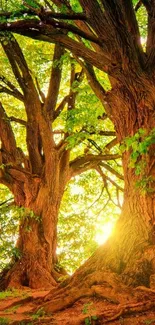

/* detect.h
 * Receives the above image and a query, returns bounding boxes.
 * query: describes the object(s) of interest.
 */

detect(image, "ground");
[1,284,155,324]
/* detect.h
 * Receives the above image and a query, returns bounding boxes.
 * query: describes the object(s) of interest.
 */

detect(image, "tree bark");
[3,176,64,289]
[38,84,155,313]
[81,82,155,286]
[38,151,155,314]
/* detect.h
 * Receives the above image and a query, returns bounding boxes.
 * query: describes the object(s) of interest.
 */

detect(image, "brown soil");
[1,286,155,324]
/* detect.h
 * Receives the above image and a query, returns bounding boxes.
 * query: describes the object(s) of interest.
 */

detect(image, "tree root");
[38,271,129,313]
[100,299,155,322]
[135,285,155,293]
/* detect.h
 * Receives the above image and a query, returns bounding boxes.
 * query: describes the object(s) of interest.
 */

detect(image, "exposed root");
[38,271,124,313]
[1,282,155,325]
[135,285,155,293]
[32,268,155,324]
[99,299,155,322]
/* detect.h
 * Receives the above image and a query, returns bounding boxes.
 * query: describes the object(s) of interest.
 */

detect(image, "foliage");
[0,289,27,299]
[0,318,9,325]
[0,169,122,274]
[5,304,21,313]
[82,302,98,325]
[58,169,122,273]
[0,185,18,271]
[0,185,41,272]
[143,320,155,325]
[120,128,155,191]
[32,307,46,320]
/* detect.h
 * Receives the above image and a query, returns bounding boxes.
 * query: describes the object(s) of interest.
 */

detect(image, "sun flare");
[95,221,114,245]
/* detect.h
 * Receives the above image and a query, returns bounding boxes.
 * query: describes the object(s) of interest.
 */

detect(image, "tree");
[0,13,120,288]
[0,0,155,314]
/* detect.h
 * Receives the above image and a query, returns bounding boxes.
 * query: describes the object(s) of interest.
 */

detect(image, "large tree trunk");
[2,163,68,289]
[38,152,155,313]
[38,86,155,312]
[78,80,155,287]
[6,203,58,289]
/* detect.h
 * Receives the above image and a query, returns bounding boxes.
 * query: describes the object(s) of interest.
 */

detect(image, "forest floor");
[0,286,155,324]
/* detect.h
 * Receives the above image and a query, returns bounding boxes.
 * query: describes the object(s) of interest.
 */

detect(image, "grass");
[0,317,10,325]
[143,319,155,325]
[5,304,22,313]
[0,289,29,300]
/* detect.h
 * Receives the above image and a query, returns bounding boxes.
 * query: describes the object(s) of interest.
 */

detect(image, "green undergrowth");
[0,289,29,300]
[0,318,10,325]
[143,319,155,325]
[82,302,98,325]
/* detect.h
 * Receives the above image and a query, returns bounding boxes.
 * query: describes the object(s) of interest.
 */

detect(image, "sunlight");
[95,221,114,245]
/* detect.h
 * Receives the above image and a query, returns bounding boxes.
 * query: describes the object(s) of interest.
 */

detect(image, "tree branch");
[0,197,14,207]
[70,153,121,177]
[104,138,118,150]
[43,44,64,120]
[144,1,155,70]
[0,20,111,71]
[75,59,107,106]
[83,130,116,137]
[0,86,24,101]
[0,75,24,101]
[0,9,87,21]
[54,95,69,119]
[120,0,144,64]
[79,0,109,43]
[100,0,142,70]
[0,102,17,157]
[35,77,45,103]
[9,116,27,126]
[99,161,124,180]
[96,165,124,192]
[1,36,25,91]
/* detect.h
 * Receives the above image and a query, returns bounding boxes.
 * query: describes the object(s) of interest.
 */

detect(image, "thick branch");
[75,59,107,106]
[83,130,116,137]
[0,102,17,160]
[0,9,87,21]
[104,138,118,150]
[44,44,64,120]
[120,0,144,64]
[39,16,100,45]
[100,0,142,70]
[1,36,25,91]
[70,153,121,177]
[0,20,111,71]
[79,0,109,43]
[145,2,155,70]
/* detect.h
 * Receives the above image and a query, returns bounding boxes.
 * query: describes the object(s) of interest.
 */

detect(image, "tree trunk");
[71,82,155,288]
[39,87,155,312]
[39,149,155,313]
[3,170,67,289]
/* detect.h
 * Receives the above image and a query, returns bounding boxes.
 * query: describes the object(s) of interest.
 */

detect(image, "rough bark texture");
[1,0,155,310]
[0,30,119,289]
[38,84,155,312]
